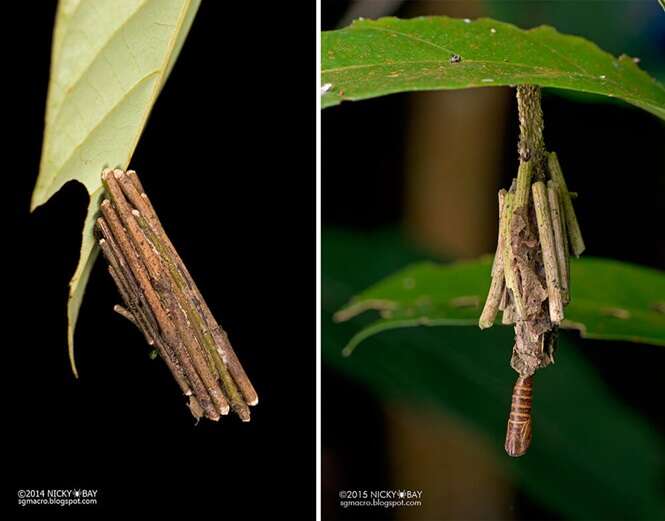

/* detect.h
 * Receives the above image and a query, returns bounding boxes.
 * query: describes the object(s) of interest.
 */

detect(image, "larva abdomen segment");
[505,375,533,457]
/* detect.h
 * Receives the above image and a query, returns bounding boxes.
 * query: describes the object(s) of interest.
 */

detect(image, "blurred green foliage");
[323,229,665,520]
[336,257,665,354]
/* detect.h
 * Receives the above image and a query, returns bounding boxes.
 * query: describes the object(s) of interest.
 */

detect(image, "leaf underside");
[33,0,201,376]
[322,16,665,121]
[336,257,665,355]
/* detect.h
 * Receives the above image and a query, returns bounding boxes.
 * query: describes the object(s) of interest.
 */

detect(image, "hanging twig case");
[95,169,258,422]
[479,86,585,457]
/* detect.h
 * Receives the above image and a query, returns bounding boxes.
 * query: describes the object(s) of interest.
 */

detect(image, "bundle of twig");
[94,168,258,422]
[478,86,584,457]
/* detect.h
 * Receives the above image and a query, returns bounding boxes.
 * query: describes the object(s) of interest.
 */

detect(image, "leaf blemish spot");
[601,307,631,319]
[416,296,432,307]
[464,18,471,23]
[450,296,481,308]
[321,83,333,95]
[491,28,496,34]
[650,301,665,315]
[403,277,416,289]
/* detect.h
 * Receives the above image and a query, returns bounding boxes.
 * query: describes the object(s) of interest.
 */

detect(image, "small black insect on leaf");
[449,54,462,64]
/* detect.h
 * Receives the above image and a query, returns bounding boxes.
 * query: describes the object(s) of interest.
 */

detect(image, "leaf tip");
[29,188,46,213]
[67,326,80,379]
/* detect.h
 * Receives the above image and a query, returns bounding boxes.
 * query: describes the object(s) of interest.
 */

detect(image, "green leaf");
[32,0,201,377]
[321,16,665,120]
[336,257,665,355]
[323,229,665,519]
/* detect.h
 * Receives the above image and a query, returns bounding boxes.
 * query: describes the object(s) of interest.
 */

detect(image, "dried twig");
[501,192,526,319]
[532,182,564,323]
[547,152,585,256]
[547,181,570,305]
[480,191,507,329]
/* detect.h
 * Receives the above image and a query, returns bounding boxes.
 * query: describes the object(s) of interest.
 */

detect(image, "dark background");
[6,2,315,516]
[322,1,665,520]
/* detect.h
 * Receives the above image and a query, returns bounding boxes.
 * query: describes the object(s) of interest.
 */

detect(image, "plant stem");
[516,85,545,177]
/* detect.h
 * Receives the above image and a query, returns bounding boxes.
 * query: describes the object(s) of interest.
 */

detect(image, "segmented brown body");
[505,375,533,457]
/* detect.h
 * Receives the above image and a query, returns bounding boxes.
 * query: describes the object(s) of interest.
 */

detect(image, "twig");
[113,304,138,326]
[500,193,525,319]
[480,190,507,329]
[547,181,569,305]
[532,182,564,323]
[514,161,533,209]
[547,152,585,256]
[490,189,506,278]
[559,193,571,303]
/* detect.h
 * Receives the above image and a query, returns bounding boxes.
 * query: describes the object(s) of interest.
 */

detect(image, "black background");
[6,2,315,516]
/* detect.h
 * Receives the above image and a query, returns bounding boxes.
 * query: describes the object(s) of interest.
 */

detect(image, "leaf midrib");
[323,59,648,103]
